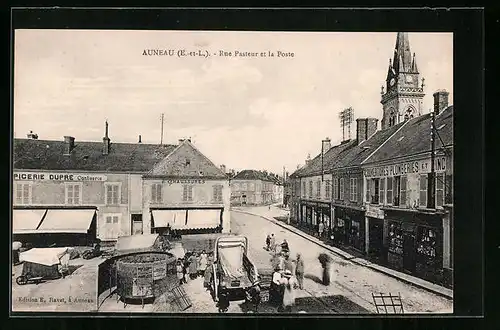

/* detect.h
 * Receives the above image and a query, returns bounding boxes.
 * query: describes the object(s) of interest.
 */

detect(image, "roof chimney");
[220,164,227,174]
[305,153,311,165]
[64,136,75,155]
[433,89,449,115]
[138,135,142,143]
[356,118,379,144]
[322,138,331,154]
[103,121,110,155]
[27,130,38,139]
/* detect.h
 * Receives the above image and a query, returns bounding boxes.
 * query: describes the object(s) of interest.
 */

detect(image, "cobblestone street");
[231,205,453,314]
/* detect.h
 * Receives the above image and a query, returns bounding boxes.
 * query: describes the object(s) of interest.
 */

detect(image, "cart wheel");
[16,275,27,285]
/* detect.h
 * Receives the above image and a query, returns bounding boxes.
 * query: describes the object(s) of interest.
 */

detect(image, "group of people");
[269,251,305,313]
[266,234,290,255]
[176,250,213,285]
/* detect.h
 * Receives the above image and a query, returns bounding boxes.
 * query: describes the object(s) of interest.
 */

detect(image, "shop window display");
[416,226,440,281]
[387,222,404,269]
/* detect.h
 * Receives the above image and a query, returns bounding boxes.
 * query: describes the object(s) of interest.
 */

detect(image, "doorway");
[131,214,143,235]
[403,233,416,273]
[368,220,384,262]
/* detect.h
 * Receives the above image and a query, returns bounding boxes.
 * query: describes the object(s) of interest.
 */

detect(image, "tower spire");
[392,32,413,73]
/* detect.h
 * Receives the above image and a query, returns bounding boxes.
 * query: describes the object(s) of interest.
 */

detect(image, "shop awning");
[151,210,187,229]
[186,209,221,229]
[12,209,47,234]
[37,209,96,234]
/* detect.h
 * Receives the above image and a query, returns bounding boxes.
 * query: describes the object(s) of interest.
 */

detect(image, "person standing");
[295,253,305,290]
[188,253,198,280]
[176,259,186,285]
[270,234,276,253]
[198,250,208,277]
[281,239,289,254]
[318,221,325,239]
[280,270,298,313]
[266,234,271,251]
[270,265,283,306]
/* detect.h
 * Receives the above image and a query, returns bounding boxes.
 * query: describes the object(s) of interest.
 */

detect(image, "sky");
[13,30,453,175]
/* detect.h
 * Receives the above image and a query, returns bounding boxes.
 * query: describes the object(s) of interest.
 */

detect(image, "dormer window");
[185,158,191,166]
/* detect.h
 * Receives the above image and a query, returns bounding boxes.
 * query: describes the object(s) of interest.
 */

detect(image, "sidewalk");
[232,206,453,300]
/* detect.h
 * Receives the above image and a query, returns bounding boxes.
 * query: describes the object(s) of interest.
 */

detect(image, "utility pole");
[160,113,164,145]
[321,140,325,181]
[427,110,436,209]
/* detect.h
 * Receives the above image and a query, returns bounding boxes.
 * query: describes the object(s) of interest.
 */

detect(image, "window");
[400,176,407,207]
[183,185,193,202]
[325,180,331,199]
[379,178,385,205]
[386,177,393,205]
[333,178,339,200]
[151,183,162,203]
[65,183,81,205]
[317,179,321,198]
[15,183,32,205]
[213,185,223,203]
[309,181,313,197]
[302,182,306,197]
[339,178,344,200]
[370,178,380,204]
[105,215,119,224]
[419,175,428,207]
[242,182,247,191]
[365,179,370,203]
[393,176,401,206]
[233,183,239,192]
[436,173,445,208]
[445,174,453,205]
[350,178,357,202]
[249,183,255,191]
[106,183,121,205]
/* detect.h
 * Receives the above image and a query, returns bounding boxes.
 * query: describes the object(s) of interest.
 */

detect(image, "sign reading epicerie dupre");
[364,157,447,178]
[14,172,107,182]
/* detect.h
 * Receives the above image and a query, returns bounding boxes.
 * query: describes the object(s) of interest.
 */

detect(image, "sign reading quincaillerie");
[364,157,447,178]
[14,172,107,182]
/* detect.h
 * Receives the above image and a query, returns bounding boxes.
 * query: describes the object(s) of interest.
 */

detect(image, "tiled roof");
[331,121,406,170]
[298,140,358,176]
[233,169,280,183]
[13,138,176,172]
[363,106,453,164]
[145,140,228,179]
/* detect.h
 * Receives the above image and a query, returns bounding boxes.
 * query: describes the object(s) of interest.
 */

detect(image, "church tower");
[381,32,425,129]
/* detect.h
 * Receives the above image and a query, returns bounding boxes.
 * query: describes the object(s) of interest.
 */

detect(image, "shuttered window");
[419,175,428,207]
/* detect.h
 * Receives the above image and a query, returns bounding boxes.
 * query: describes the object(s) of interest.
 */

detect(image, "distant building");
[231,170,282,206]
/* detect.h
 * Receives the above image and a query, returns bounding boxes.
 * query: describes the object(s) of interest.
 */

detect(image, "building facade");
[362,97,453,284]
[12,125,230,243]
[230,170,282,206]
[288,32,453,287]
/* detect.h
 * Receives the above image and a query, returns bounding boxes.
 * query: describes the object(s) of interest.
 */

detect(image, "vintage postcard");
[12,28,454,314]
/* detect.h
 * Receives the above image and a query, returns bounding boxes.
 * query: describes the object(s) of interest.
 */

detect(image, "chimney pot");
[356,118,379,144]
[433,89,449,115]
[64,136,75,155]
[322,138,331,154]
[102,121,110,155]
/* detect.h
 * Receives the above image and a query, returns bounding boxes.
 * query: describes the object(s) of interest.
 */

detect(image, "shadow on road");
[304,273,324,285]
[65,264,84,276]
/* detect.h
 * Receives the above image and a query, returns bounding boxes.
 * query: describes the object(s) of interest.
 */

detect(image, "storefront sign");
[364,157,447,178]
[13,171,107,182]
[365,205,385,219]
[166,179,206,185]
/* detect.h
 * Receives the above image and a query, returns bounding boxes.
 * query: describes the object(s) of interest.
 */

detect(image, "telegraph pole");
[160,113,164,145]
[427,110,436,209]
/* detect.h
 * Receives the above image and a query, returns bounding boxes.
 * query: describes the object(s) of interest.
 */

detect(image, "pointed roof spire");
[411,52,419,73]
[392,32,413,73]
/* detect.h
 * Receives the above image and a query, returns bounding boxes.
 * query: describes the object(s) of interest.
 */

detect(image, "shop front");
[384,208,444,282]
[333,206,365,252]
[365,204,385,263]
